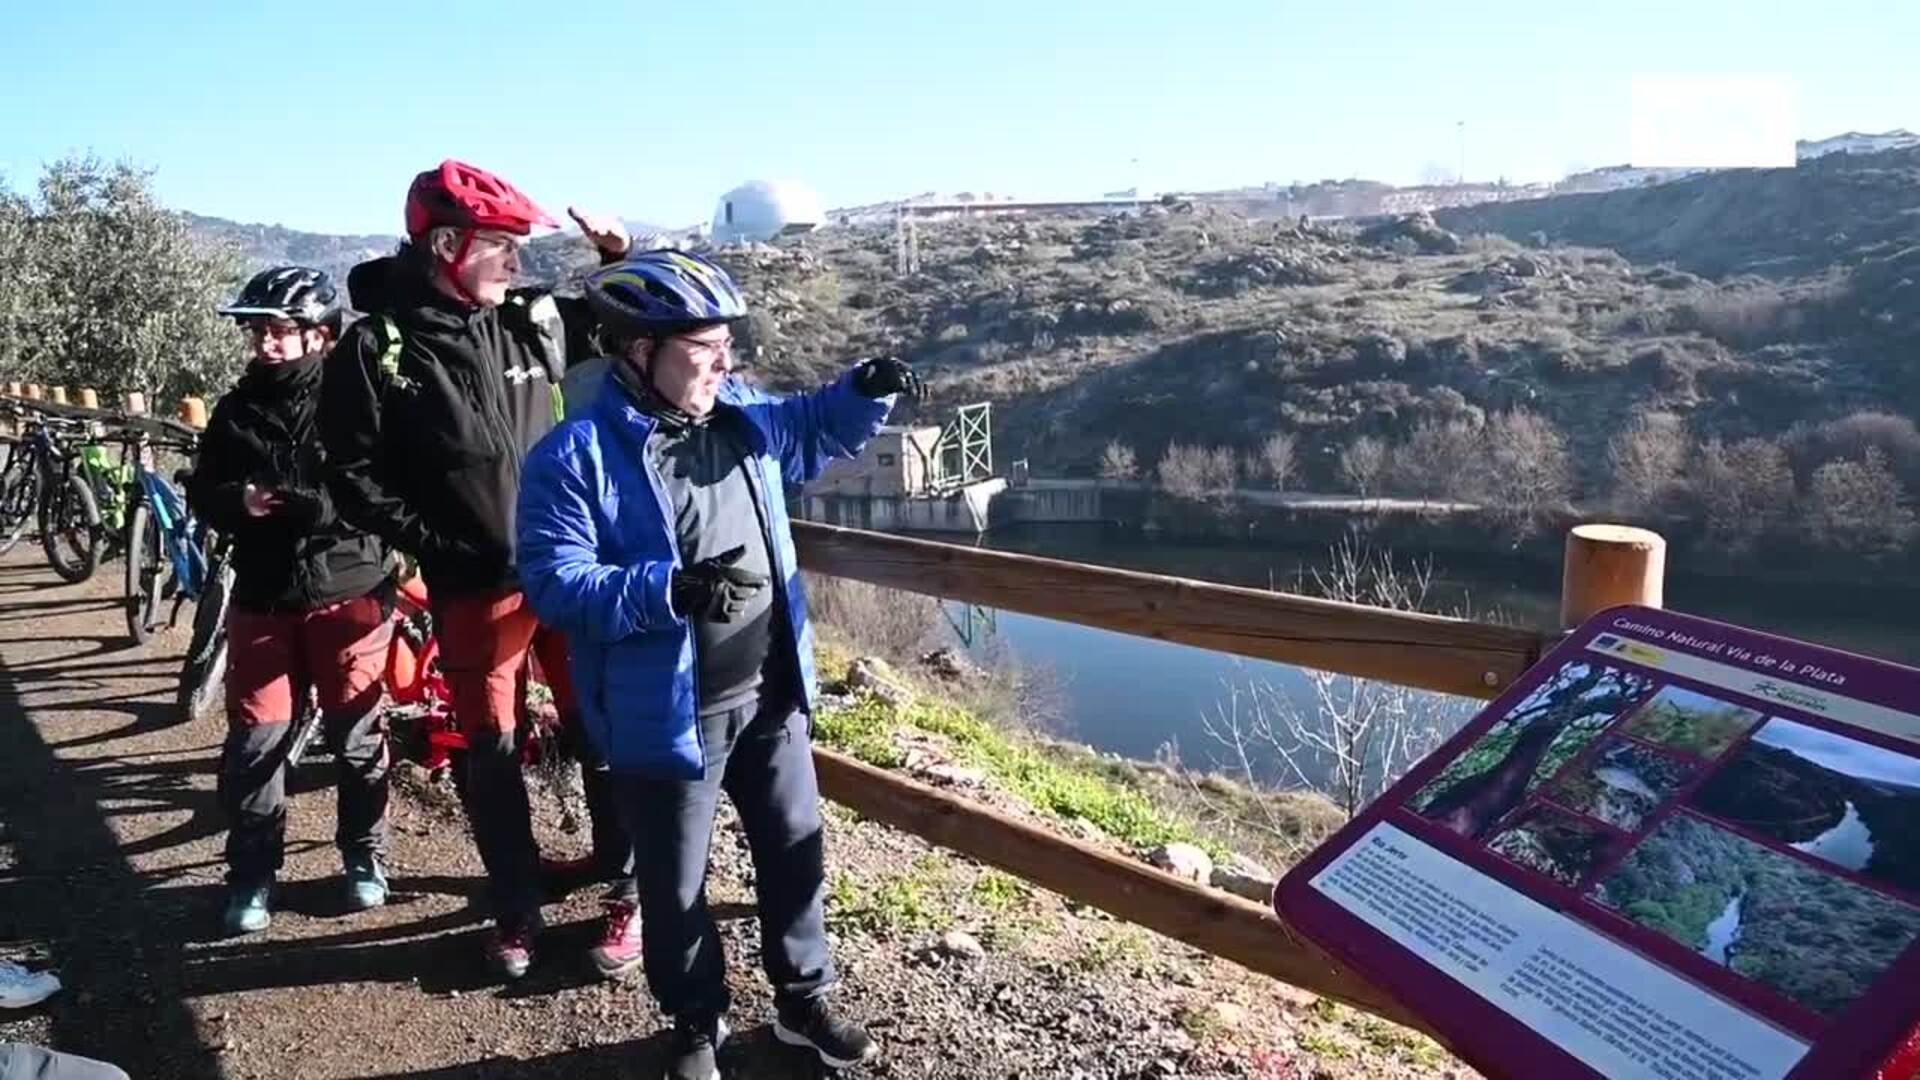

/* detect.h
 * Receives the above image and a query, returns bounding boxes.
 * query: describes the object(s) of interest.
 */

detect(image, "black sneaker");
[664,1013,728,1080]
[773,996,878,1069]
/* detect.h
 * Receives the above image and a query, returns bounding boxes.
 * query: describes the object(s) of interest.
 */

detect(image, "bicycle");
[5,404,109,583]
[120,415,214,644]
[176,531,234,723]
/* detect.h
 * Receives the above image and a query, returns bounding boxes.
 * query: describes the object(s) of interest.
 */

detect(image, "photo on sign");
[1692,717,1920,895]
[1546,738,1700,831]
[1409,659,1654,839]
[1485,802,1625,887]
[1619,685,1763,760]
[1591,812,1920,1017]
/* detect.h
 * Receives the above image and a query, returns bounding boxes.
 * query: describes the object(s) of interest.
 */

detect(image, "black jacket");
[320,254,602,600]
[187,356,388,613]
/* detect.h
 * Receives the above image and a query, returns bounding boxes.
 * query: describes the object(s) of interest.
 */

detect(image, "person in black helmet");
[186,266,394,936]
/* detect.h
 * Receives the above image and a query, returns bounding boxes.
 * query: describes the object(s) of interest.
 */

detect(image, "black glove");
[670,545,769,623]
[853,357,926,402]
[272,486,327,525]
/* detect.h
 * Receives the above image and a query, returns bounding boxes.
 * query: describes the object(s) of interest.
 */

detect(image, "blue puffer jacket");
[515,365,893,777]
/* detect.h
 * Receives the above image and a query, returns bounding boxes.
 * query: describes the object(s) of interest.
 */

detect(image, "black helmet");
[219,266,343,331]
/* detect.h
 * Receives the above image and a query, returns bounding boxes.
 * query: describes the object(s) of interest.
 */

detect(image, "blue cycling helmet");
[586,250,748,340]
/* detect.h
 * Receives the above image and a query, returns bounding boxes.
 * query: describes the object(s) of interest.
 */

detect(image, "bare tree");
[1389,419,1484,501]
[1097,439,1138,484]
[1691,436,1795,553]
[1201,446,1238,491]
[1607,410,1689,516]
[1482,408,1571,538]
[1157,443,1209,499]
[1338,436,1388,497]
[1806,448,1915,555]
[1255,431,1296,491]
[1192,540,1474,833]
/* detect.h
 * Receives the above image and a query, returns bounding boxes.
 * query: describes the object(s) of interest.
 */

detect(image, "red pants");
[433,587,578,737]
[227,595,392,724]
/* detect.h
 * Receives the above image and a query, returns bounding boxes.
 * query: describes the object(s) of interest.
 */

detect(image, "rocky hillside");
[184,149,1920,499]
[681,187,1915,494]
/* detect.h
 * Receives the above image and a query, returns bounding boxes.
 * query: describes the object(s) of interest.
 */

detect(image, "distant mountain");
[182,212,678,284]
[182,212,397,281]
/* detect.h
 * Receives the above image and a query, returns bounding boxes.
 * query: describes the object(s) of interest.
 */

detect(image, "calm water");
[936,524,1920,787]
[1792,801,1875,871]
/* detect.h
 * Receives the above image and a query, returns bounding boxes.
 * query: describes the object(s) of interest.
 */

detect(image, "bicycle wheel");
[124,503,170,644]
[39,471,101,583]
[0,464,39,557]
[176,557,232,724]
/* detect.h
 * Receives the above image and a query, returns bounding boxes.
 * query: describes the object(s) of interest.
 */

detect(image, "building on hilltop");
[712,179,826,244]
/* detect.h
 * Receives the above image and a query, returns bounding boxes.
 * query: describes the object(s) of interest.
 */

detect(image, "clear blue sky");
[3,0,1915,235]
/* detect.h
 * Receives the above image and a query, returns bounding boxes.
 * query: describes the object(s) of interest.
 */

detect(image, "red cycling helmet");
[404,159,557,239]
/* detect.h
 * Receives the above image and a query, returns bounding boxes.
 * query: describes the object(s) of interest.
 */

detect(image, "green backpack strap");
[376,315,403,384]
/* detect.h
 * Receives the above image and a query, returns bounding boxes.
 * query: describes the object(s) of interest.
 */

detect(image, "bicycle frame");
[134,465,210,601]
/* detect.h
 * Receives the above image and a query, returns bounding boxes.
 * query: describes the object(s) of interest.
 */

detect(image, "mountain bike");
[8,407,108,582]
[121,415,213,644]
[176,531,234,723]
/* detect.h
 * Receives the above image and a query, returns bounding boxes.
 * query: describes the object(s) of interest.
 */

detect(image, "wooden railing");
[790,520,1664,1044]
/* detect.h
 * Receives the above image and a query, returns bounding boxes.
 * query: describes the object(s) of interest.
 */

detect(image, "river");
[1793,800,1875,870]
[1704,891,1745,965]
[936,524,1920,791]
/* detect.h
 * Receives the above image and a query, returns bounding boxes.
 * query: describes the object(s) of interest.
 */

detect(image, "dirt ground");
[0,548,1463,1079]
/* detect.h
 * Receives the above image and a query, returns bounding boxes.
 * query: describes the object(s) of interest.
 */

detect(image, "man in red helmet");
[321,160,639,981]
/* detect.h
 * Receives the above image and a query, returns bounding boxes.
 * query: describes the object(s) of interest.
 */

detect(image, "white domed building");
[711,179,826,244]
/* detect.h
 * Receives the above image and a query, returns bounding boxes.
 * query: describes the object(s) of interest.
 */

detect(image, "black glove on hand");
[853,357,926,402]
[670,545,770,623]
[272,486,327,525]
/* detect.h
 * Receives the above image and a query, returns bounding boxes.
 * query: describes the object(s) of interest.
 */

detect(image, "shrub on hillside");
[1690,437,1796,554]
[1805,449,1915,556]
[1784,411,1920,491]
[1607,410,1691,516]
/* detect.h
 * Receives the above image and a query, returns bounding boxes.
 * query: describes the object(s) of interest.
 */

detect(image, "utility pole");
[1457,120,1467,185]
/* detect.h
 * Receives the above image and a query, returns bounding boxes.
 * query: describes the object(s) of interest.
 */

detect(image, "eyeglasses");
[674,332,735,367]
[243,319,305,340]
[466,231,529,256]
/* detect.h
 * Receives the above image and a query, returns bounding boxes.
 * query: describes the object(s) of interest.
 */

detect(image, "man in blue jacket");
[515,250,922,1080]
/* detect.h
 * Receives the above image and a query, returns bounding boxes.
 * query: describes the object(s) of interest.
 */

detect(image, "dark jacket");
[320,254,602,600]
[187,356,388,613]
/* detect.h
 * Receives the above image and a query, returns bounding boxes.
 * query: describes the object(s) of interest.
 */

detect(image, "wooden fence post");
[23,385,43,401]
[4,382,19,398]
[78,388,100,410]
[178,397,209,430]
[1561,524,1666,630]
[124,392,147,415]
[48,386,68,406]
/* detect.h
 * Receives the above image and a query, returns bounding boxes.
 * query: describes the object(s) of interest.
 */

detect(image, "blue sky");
[2,1,1916,234]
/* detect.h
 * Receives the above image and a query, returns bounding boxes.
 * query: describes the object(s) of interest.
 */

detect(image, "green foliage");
[812,691,907,768]
[1620,688,1761,759]
[0,156,248,401]
[1595,814,1920,1016]
[971,869,1034,911]
[826,859,947,937]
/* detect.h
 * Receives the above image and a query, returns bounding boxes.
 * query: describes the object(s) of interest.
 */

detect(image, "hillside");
[182,151,1920,515]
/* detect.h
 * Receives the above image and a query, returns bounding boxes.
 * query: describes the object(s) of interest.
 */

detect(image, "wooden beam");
[812,747,1439,1037]
[792,522,1546,699]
